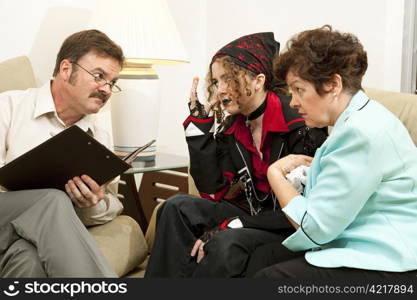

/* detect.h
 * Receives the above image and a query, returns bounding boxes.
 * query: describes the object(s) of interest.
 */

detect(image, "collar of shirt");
[224,91,290,194]
[33,81,96,135]
[333,90,369,131]
[225,91,289,151]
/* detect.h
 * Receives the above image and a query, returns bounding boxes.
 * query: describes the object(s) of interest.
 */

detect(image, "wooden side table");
[117,153,189,232]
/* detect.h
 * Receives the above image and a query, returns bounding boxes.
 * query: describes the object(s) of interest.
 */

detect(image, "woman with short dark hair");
[250,25,417,278]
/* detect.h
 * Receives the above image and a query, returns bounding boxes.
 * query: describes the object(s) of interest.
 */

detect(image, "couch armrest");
[88,215,148,277]
[188,168,199,196]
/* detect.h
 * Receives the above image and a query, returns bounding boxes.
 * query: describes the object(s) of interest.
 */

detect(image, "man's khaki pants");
[0,189,116,277]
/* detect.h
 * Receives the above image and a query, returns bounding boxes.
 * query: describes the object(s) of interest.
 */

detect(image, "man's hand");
[191,239,206,263]
[65,175,107,208]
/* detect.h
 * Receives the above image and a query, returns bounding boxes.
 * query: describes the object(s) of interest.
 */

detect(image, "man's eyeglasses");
[71,62,121,93]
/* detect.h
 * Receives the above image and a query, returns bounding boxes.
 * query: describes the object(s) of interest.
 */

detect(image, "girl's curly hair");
[207,56,287,132]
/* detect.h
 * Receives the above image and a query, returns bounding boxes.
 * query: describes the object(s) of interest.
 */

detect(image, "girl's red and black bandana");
[211,32,280,89]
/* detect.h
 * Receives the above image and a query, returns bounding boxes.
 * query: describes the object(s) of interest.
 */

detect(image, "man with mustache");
[0,30,124,277]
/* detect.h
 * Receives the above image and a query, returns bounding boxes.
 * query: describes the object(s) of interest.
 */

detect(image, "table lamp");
[88,0,188,160]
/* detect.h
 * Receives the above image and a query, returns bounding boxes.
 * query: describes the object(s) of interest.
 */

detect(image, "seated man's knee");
[39,189,70,201]
[1,239,46,278]
[37,189,73,210]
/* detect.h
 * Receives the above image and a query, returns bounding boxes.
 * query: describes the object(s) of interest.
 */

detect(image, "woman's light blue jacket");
[282,90,417,271]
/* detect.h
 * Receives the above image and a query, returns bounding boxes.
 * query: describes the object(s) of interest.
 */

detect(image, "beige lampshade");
[88,0,189,77]
[88,0,189,155]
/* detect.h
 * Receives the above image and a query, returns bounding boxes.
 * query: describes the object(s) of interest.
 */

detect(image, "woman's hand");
[190,239,206,263]
[267,155,313,228]
[188,77,217,118]
[268,154,313,177]
[189,77,199,104]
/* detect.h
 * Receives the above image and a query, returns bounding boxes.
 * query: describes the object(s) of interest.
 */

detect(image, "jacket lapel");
[229,139,253,176]
[269,133,285,164]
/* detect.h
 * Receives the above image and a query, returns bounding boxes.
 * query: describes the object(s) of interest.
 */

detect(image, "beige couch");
[365,88,417,144]
[0,56,148,277]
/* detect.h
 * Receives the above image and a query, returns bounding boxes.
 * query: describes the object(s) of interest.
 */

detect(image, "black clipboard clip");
[123,139,156,165]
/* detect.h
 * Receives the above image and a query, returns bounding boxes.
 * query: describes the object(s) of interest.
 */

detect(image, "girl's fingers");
[190,77,199,102]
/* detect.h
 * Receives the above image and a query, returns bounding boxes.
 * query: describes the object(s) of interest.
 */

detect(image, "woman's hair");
[207,56,257,100]
[274,25,368,95]
[206,56,256,125]
[53,29,124,76]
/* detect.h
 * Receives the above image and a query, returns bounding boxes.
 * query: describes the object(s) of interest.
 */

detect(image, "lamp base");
[111,78,160,162]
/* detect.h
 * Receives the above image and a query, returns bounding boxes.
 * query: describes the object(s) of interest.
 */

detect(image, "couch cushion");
[365,88,417,146]
[88,215,148,277]
[0,56,37,92]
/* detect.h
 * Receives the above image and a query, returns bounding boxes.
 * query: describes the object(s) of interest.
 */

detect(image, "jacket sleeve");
[282,126,382,251]
[0,93,11,169]
[279,94,328,157]
[287,125,328,156]
[184,115,234,200]
[74,178,123,226]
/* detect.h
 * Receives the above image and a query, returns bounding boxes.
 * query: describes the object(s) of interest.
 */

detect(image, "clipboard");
[123,139,156,164]
[0,125,133,191]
